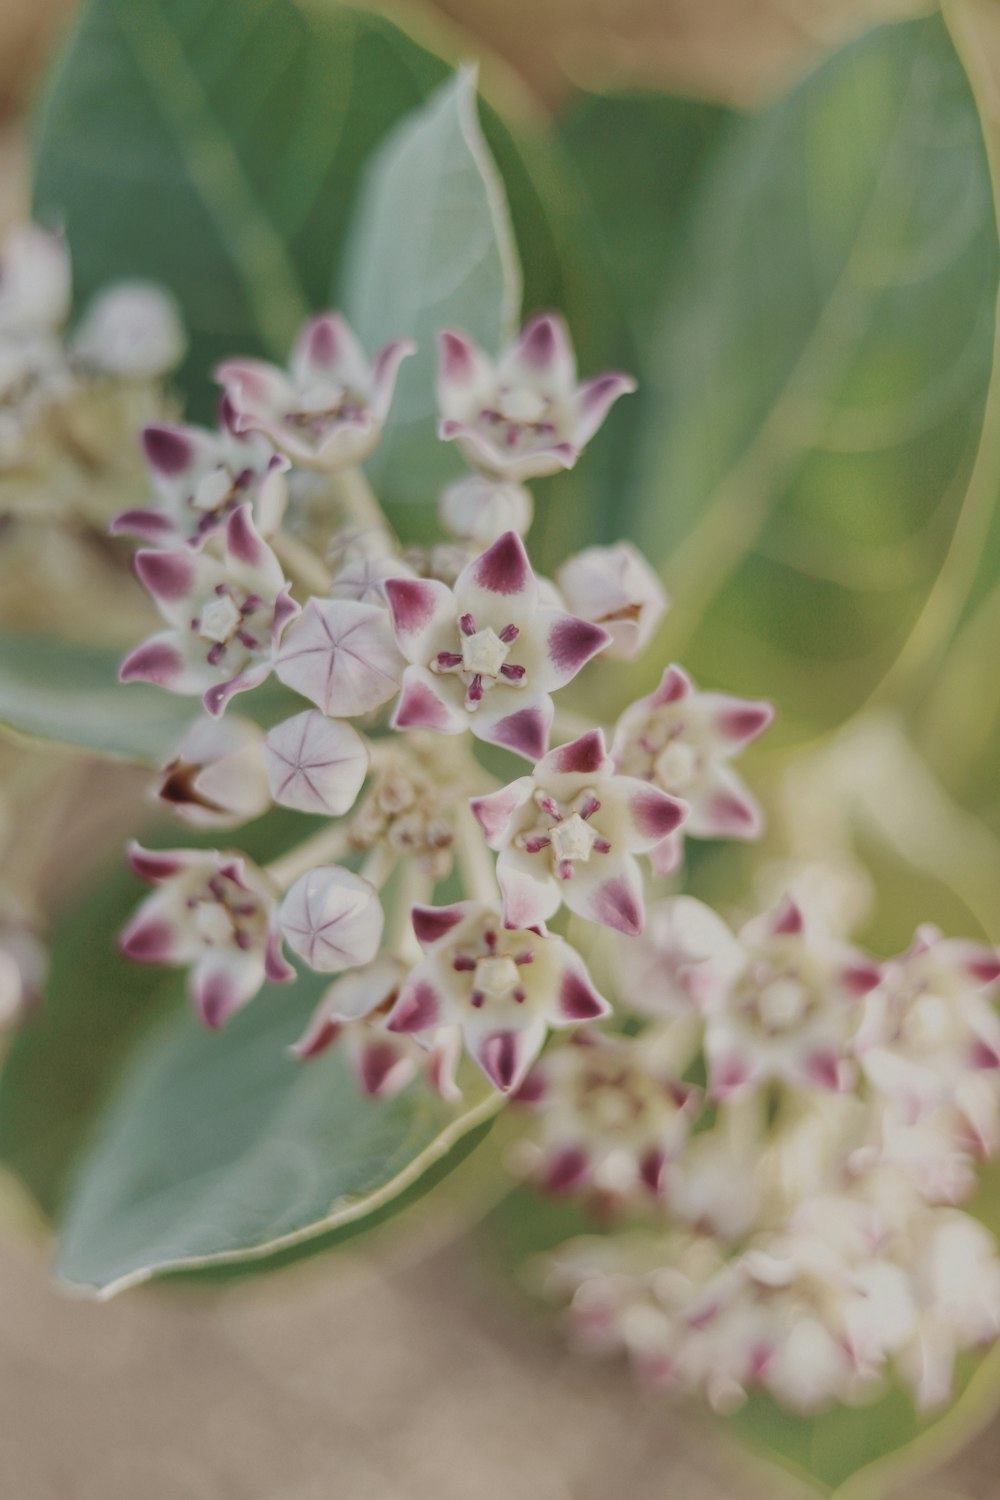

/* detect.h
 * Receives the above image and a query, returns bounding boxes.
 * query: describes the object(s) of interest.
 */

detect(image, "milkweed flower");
[278,866,384,974]
[516,1030,700,1202]
[613,664,773,874]
[155,714,271,829]
[556,542,667,661]
[216,311,413,472]
[263,710,370,818]
[470,729,685,935]
[386,901,610,1092]
[385,530,609,761]
[111,417,289,546]
[436,313,635,481]
[273,597,405,718]
[120,842,293,1028]
[120,502,298,716]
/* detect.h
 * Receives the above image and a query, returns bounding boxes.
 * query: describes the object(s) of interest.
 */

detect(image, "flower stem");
[271,530,332,596]
[332,467,396,544]
[265,823,352,891]
[454,803,498,905]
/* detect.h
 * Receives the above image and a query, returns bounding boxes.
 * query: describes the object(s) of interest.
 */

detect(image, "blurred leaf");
[342,66,520,507]
[0,631,302,762]
[32,0,596,457]
[0,811,316,1217]
[55,971,499,1296]
[0,631,194,761]
[626,14,998,737]
[558,91,729,351]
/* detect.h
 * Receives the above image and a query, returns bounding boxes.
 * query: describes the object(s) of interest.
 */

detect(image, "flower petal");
[264,710,369,816]
[472,694,553,761]
[470,778,534,847]
[392,666,469,734]
[533,610,610,691]
[190,948,265,1029]
[561,854,645,936]
[572,372,637,446]
[454,530,537,616]
[387,971,446,1033]
[279,866,384,973]
[274,598,404,717]
[383,575,456,663]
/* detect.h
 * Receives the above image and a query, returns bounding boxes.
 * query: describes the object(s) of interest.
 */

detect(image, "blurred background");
[3,0,1000,1496]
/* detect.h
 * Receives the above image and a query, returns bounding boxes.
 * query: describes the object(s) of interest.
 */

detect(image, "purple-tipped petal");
[543,1146,590,1194]
[628,785,687,848]
[119,638,184,687]
[392,668,467,734]
[387,978,444,1034]
[498,864,559,931]
[542,613,611,688]
[542,730,609,778]
[802,1051,843,1091]
[120,915,178,963]
[558,965,611,1023]
[135,549,194,603]
[470,779,532,847]
[225,501,269,569]
[707,696,775,749]
[109,508,177,543]
[127,843,192,883]
[650,664,692,708]
[572,371,637,446]
[411,903,468,948]
[384,576,451,646]
[770,896,804,936]
[370,338,415,417]
[477,700,553,761]
[467,531,532,599]
[143,423,194,476]
[476,1029,525,1092]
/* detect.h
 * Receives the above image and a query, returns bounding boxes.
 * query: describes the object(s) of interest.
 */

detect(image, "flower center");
[432,612,526,711]
[452,925,535,1006]
[193,584,265,668]
[516,787,611,880]
[655,738,700,791]
[496,387,548,425]
[192,465,236,515]
[187,874,263,952]
[289,381,366,434]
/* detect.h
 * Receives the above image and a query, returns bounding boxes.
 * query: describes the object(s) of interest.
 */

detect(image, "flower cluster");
[113,301,1000,1417]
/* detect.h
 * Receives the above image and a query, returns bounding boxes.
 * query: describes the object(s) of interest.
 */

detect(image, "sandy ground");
[0,1218,996,1500]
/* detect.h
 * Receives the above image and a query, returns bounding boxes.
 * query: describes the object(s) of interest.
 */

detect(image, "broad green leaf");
[558,91,729,353]
[55,970,499,1296]
[0,631,300,762]
[33,0,590,444]
[627,14,999,738]
[341,66,520,507]
[0,631,195,761]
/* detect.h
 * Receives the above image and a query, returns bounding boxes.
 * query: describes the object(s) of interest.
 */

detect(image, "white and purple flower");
[155,714,271,829]
[216,312,413,471]
[386,900,611,1092]
[384,531,609,761]
[120,502,298,717]
[556,542,667,661]
[470,729,685,936]
[613,664,774,874]
[436,313,635,481]
[111,416,289,547]
[120,842,293,1028]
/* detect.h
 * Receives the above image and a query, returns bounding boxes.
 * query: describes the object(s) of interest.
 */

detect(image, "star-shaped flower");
[517,1030,701,1202]
[278,865,384,974]
[384,531,609,761]
[120,503,299,717]
[386,900,611,1092]
[273,597,405,718]
[436,313,635,481]
[264,709,370,817]
[613,664,774,874]
[111,416,289,547]
[215,311,413,471]
[470,729,685,935]
[120,842,294,1028]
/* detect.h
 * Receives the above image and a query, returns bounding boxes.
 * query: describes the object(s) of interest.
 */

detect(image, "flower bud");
[156,715,271,829]
[439,474,533,544]
[72,281,187,379]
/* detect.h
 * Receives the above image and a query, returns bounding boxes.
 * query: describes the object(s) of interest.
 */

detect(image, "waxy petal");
[467,1015,548,1093]
[264,711,369,816]
[191,948,266,1029]
[274,598,404,718]
[279,867,384,973]
[369,338,415,419]
[387,973,446,1034]
[470,778,534,848]
[472,694,554,761]
[392,666,470,735]
[454,530,537,616]
[498,313,576,395]
[383,575,456,663]
[561,853,645,937]
[436,329,496,416]
[572,372,637,446]
[533,610,610,692]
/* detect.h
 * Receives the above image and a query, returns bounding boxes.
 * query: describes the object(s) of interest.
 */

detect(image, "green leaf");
[0,631,194,761]
[626,14,999,738]
[55,971,499,1296]
[558,91,728,353]
[0,631,301,762]
[341,65,520,508]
